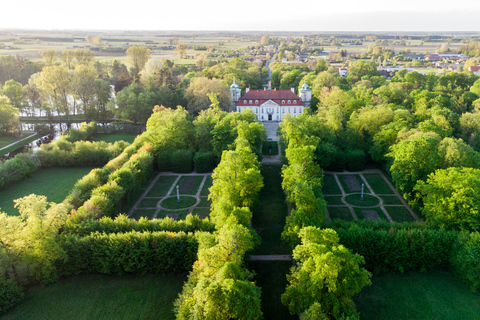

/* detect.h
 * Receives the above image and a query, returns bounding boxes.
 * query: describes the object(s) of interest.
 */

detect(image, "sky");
[2,0,480,31]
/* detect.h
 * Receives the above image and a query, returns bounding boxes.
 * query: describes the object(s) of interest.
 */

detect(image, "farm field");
[2,273,187,320]
[323,170,417,223]
[354,270,480,320]
[0,167,96,215]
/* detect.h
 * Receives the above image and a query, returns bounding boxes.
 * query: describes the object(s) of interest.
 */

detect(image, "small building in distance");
[339,67,348,77]
[230,80,311,122]
[468,66,480,75]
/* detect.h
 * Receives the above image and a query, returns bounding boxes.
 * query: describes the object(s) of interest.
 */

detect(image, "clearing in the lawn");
[128,173,211,220]
[323,169,419,223]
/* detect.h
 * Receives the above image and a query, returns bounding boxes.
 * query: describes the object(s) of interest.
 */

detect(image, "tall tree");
[0,95,20,136]
[176,44,187,58]
[39,50,58,66]
[125,46,151,74]
[35,65,72,120]
[72,64,97,120]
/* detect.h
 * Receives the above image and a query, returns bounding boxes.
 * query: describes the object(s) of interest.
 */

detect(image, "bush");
[346,149,366,171]
[0,279,23,315]
[65,168,112,207]
[194,151,217,173]
[327,148,346,172]
[157,152,173,172]
[0,153,39,189]
[89,181,125,217]
[171,149,194,173]
[58,231,198,275]
[65,121,97,142]
[451,231,480,292]
[315,142,338,169]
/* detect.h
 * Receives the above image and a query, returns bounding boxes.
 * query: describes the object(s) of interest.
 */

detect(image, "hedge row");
[63,213,215,236]
[0,153,39,190]
[157,149,218,173]
[0,279,23,315]
[58,231,198,275]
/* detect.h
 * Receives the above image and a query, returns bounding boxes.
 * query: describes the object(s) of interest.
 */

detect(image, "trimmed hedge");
[346,149,366,171]
[193,151,217,173]
[58,231,198,275]
[0,153,39,190]
[62,213,215,236]
[0,279,23,316]
[65,121,97,142]
[156,152,173,172]
[65,168,112,207]
[171,149,194,173]
[326,148,346,172]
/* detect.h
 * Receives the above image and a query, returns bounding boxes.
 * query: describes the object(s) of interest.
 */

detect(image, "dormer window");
[293,100,297,104]
[244,100,247,104]
[288,100,291,104]
[282,100,285,104]
[255,100,258,104]
[249,100,252,104]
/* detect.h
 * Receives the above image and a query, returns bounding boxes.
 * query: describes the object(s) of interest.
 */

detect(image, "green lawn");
[0,133,39,156]
[247,261,296,320]
[322,174,342,195]
[324,195,344,205]
[363,173,395,194]
[385,206,416,222]
[91,133,137,144]
[339,174,363,194]
[344,194,379,207]
[3,273,187,320]
[328,206,354,221]
[199,176,212,196]
[138,198,160,208]
[380,195,404,205]
[0,133,35,148]
[251,165,291,255]
[161,196,197,209]
[354,270,480,320]
[146,175,178,197]
[354,207,389,221]
[197,196,211,207]
[0,167,95,215]
[191,207,210,219]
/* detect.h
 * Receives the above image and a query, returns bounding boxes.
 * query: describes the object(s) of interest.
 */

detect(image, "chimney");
[264,87,266,91]
[274,88,276,91]
[291,88,295,93]
[246,88,250,93]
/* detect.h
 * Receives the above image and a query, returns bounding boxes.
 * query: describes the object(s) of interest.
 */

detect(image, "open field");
[0,167,95,215]
[354,270,480,320]
[2,273,187,320]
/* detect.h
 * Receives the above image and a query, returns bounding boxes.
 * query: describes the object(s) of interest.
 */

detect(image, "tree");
[115,83,156,125]
[73,49,95,66]
[281,227,371,319]
[185,77,231,115]
[39,50,58,66]
[260,35,269,45]
[176,44,188,58]
[125,46,151,75]
[72,64,97,120]
[0,96,20,136]
[35,65,72,120]
[415,167,480,231]
[2,80,25,113]
[196,55,206,69]
[61,50,75,69]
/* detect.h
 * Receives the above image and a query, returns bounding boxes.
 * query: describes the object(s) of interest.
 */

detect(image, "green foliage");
[0,279,23,315]
[450,231,480,292]
[171,149,194,173]
[415,167,480,231]
[156,152,173,171]
[65,168,112,207]
[88,181,125,218]
[0,95,20,136]
[64,121,97,142]
[193,151,218,173]
[346,149,366,171]
[326,148,346,172]
[315,142,338,169]
[281,227,371,319]
[0,153,39,190]
[58,231,198,275]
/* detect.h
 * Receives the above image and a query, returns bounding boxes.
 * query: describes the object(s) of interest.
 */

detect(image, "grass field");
[323,174,342,195]
[344,193,379,207]
[2,273,187,320]
[0,167,95,215]
[363,173,394,194]
[354,270,480,320]
[199,176,212,196]
[91,133,137,144]
[328,206,354,221]
[0,133,39,156]
[0,133,36,148]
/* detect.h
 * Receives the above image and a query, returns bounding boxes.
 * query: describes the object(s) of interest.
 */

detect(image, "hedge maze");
[129,174,212,220]
[323,170,418,223]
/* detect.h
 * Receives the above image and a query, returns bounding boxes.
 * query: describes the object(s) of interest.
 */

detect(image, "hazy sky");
[2,0,479,31]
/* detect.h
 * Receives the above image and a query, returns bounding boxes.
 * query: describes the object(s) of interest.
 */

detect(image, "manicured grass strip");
[363,173,395,194]
[2,273,187,320]
[0,133,40,156]
[161,196,197,209]
[130,209,157,220]
[138,198,160,208]
[262,141,279,155]
[247,261,296,320]
[324,195,344,205]
[380,195,404,205]
[354,270,480,320]
[339,174,362,194]
[123,172,159,214]
[354,207,388,221]
[0,167,95,216]
[251,165,291,255]
[385,206,415,222]
[344,194,380,207]
[177,175,203,195]
[0,132,35,148]
[156,209,190,220]
[328,206,354,221]
[191,207,210,219]
[200,176,212,196]
[91,133,137,144]
[322,174,342,195]
[146,175,178,197]
[197,196,211,207]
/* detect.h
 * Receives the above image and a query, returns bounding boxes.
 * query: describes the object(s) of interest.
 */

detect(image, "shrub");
[171,149,194,173]
[0,279,23,315]
[0,153,39,189]
[327,148,346,172]
[450,231,480,292]
[65,121,97,142]
[108,167,136,201]
[90,181,125,217]
[346,149,366,171]
[315,142,338,169]
[65,168,112,207]
[194,151,217,173]
[157,152,173,172]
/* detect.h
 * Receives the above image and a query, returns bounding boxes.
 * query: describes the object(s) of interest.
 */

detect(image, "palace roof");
[236,89,303,106]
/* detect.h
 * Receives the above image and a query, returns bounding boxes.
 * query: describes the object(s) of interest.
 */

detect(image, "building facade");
[230,80,311,122]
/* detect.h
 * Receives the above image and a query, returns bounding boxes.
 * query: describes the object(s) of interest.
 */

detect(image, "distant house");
[425,55,441,61]
[403,54,425,60]
[338,68,348,77]
[468,66,480,75]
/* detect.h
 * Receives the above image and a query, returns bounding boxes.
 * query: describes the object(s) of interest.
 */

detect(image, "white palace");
[230,80,311,122]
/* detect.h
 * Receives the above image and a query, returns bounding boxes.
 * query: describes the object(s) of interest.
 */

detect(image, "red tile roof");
[469,66,480,72]
[236,89,304,106]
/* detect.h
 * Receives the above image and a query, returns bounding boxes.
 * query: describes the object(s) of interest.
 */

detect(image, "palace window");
[288,100,291,104]
[282,100,285,104]
[294,107,296,113]
[294,100,297,104]
[249,100,252,104]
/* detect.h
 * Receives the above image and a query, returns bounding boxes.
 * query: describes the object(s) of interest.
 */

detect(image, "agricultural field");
[323,170,417,223]
[129,173,212,220]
